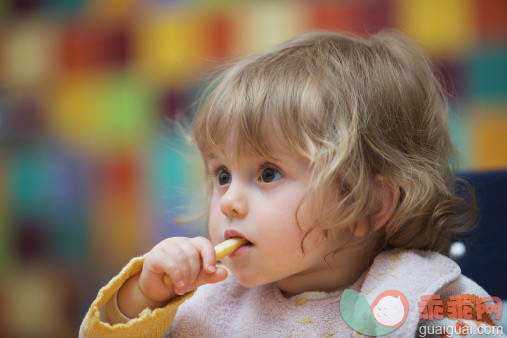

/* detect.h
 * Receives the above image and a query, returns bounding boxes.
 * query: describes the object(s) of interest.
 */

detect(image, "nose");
[219,185,248,218]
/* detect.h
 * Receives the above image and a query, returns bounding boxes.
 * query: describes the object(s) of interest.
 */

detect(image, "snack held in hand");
[162,237,248,286]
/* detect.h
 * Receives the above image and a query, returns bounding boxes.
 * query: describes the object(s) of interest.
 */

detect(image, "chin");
[230,271,265,288]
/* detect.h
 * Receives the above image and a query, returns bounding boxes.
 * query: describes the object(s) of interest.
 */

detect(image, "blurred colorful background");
[0,0,506,336]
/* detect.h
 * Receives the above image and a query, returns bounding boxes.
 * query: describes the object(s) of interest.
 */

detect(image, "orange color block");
[471,113,507,171]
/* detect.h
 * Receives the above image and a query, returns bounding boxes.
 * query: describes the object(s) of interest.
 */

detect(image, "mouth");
[224,229,254,247]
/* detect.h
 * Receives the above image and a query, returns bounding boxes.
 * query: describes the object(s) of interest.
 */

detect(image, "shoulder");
[438,274,493,299]
[363,248,461,294]
[372,248,459,273]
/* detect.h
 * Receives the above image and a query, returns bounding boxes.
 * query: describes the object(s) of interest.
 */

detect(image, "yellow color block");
[471,113,507,171]
[134,10,209,84]
[4,268,74,337]
[0,19,57,90]
[396,0,475,56]
[232,2,307,55]
[46,75,105,150]
[46,74,151,152]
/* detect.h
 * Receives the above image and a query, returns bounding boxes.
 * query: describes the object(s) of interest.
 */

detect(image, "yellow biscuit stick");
[163,237,248,286]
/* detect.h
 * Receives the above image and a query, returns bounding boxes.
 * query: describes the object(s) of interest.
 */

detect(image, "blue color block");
[44,149,91,261]
[449,108,472,172]
[465,47,507,101]
[148,128,206,241]
[9,149,52,215]
[46,0,86,15]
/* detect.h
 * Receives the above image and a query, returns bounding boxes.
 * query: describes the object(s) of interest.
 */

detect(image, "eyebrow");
[205,153,218,161]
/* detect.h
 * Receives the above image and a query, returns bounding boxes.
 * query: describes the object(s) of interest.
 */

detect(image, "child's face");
[206,141,350,290]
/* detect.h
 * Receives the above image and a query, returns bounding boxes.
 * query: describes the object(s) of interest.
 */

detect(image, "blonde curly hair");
[191,30,476,256]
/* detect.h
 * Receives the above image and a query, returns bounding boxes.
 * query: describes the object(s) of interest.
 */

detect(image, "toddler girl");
[80,31,503,337]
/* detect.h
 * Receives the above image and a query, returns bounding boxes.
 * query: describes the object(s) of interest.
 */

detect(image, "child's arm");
[118,236,228,317]
[80,237,229,337]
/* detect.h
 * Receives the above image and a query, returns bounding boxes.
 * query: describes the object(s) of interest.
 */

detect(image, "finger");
[140,254,185,300]
[191,237,216,274]
[146,250,185,288]
[176,240,201,287]
[166,243,193,286]
[196,266,228,288]
[160,244,194,296]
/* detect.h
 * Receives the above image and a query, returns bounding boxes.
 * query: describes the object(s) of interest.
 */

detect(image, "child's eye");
[217,169,231,185]
[260,167,282,183]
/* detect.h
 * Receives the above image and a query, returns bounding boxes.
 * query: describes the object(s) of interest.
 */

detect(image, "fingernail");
[207,264,216,273]
[177,280,185,287]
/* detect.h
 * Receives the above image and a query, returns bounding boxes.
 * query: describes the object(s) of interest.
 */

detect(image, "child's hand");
[139,237,229,302]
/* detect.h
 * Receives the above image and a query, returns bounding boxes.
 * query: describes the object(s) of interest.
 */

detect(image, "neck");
[276,240,372,296]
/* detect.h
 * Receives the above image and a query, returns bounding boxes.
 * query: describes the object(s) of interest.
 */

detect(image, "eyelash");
[208,163,283,185]
[209,166,225,178]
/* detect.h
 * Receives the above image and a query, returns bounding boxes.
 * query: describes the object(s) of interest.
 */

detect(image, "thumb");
[195,266,228,287]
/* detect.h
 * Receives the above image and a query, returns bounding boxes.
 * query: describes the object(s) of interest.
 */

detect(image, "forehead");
[203,130,291,165]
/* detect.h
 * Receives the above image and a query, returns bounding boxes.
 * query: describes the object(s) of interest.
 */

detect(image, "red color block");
[307,0,394,36]
[308,1,362,33]
[205,14,236,61]
[58,22,131,73]
[360,0,396,34]
[475,0,507,40]
[58,23,93,73]
[96,152,141,197]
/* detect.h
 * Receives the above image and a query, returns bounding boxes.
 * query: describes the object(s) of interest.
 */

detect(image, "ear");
[350,175,400,237]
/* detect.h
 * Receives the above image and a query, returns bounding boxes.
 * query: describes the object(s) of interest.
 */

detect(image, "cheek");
[208,196,222,243]
[256,205,305,251]
[253,199,294,232]
[293,199,318,233]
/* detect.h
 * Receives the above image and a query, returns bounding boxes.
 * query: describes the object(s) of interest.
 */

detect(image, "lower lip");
[229,244,253,258]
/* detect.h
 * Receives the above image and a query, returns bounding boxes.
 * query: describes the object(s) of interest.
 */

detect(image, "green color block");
[0,1,8,23]
[466,47,507,101]
[449,109,471,172]
[99,74,155,145]
[193,0,243,9]
[0,212,12,269]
